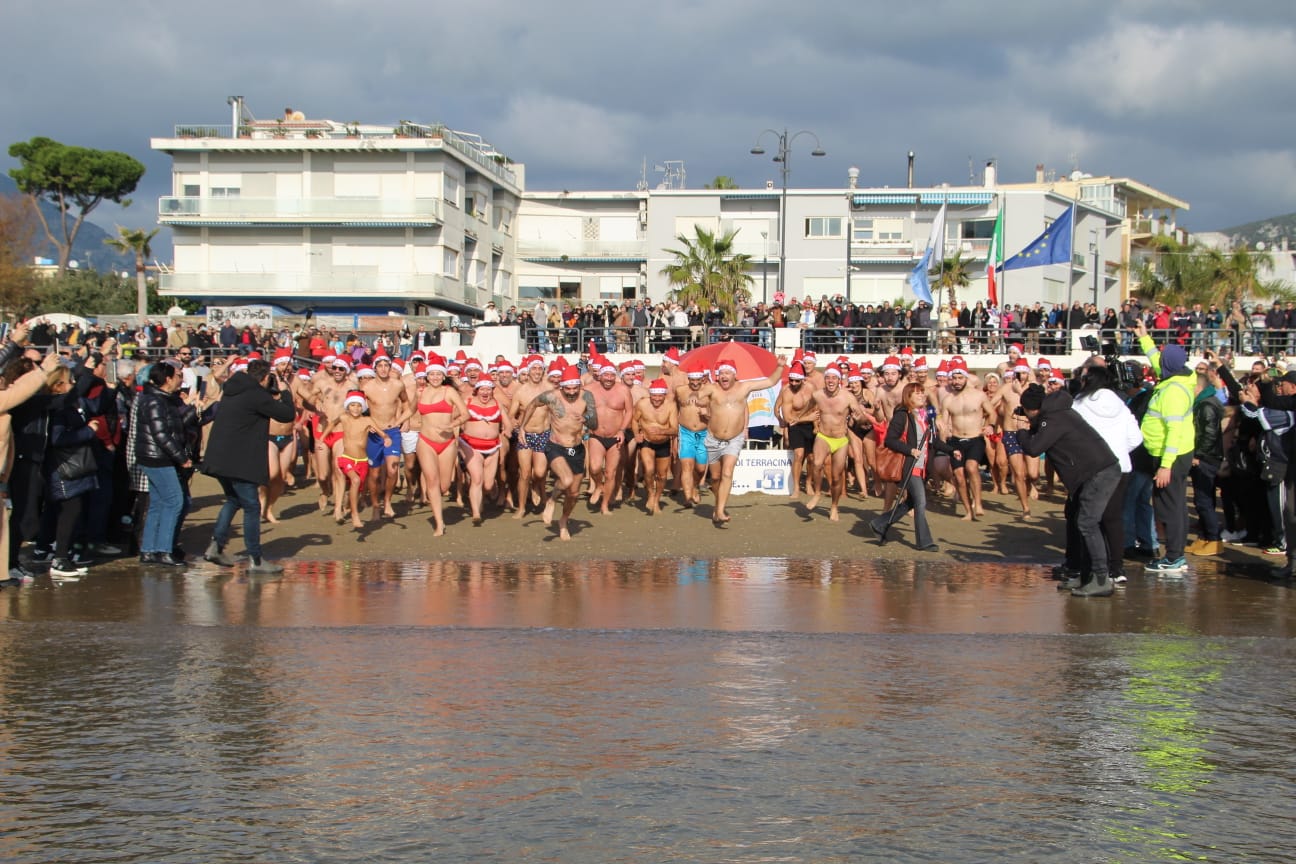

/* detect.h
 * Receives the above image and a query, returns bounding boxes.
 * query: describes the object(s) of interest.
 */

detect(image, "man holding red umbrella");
[696,355,787,526]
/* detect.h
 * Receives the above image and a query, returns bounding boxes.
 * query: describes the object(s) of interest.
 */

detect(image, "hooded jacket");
[1016,390,1118,490]
[1072,387,1143,473]
[202,371,295,485]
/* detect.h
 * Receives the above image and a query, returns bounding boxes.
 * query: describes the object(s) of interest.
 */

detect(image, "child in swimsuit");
[324,390,391,529]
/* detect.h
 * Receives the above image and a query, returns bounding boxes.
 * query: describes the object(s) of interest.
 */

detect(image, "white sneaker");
[1111,572,1128,585]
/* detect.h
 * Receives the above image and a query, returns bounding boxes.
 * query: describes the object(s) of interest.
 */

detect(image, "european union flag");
[1000,204,1074,271]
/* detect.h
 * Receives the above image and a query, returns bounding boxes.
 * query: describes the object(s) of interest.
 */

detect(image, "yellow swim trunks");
[816,432,849,454]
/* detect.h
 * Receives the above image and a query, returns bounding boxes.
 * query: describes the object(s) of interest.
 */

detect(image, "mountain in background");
[1214,212,1296,251]
[0,174,139,272]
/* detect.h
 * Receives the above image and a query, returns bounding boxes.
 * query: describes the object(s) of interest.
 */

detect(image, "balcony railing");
[159,270,463,301]
[159,196,444,224]
[166,121,519,187]
[515,239,648,259]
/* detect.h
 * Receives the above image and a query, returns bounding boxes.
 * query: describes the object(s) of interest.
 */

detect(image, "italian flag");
[986,207,1004,307]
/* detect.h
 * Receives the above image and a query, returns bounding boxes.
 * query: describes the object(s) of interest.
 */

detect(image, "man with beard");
[938,356,996,521]
[518,366,598,540]
[632,378,679,515]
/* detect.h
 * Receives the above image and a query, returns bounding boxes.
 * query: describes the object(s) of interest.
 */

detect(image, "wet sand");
[162,471,1266,570]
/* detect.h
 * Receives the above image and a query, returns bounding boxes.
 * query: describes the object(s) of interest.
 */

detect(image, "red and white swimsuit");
[461,400,503,455]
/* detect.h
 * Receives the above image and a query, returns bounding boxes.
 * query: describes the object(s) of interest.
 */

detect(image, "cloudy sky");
[4,0,1293,243]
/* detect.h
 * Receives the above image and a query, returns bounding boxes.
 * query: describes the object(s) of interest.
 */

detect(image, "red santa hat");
[495,360,515,375]
[272,348,293,365]
[948,356,970,376]
[859,360,875,374]
[463,357,483,372]
[1012,358,1032,374]
[823,365,843,378]
[413,363,428,379]
[714,361,738,375]
[559,365,582,386]
[373,350,392,365]
[882,356,902,372]
[355,363,376,379]
[898,346,914,357]
[648,378,669,395]
[246,351,263,361]
[426,353,447,373]
[343,390,367,410]
[912,356,928,372]
[788,362,806,380]
[663,347,682,365]
[474,377,496,389]
[1036,357,1052,371]
[686,368,708,379]
[296,368,313,381]
[321,353,337,366]
[847,364,864,383]
[1008,342,1025,355]
[936,360,950,378]
[331,357,352,371]
[802,350,818,363]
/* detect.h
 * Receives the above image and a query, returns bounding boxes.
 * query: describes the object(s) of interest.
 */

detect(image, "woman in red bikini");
[414,355,467,536]
[458,378,514,525]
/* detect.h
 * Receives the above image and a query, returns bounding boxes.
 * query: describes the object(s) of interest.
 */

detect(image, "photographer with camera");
[1016,382,1124,597]
[201,358,295,573]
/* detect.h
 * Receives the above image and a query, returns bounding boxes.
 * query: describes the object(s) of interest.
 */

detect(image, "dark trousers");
[878,472,933,548]
[212,477,263,559]
[7,458,43,569]
[1072,464,1122,574]
[1152,454,1193,560]
[1190,460,1221,541]
[1070,471,1131,574]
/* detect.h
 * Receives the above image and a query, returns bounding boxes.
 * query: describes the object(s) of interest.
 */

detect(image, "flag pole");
[1065,201,1077,351]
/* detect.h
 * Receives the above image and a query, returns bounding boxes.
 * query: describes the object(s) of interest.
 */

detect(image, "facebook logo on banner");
[756,469,786,491]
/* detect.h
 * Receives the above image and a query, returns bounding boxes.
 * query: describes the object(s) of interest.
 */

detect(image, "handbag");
[875,416,909,483]
[53,445,96,482]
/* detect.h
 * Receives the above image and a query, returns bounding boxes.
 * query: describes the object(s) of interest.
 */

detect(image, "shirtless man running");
[510,357,553,518]
[673,370,711,508]
[362,353,411,521]
[696,356,787,526]
[517,366,598,540]
[775,362,818,500]
[632,378,679,515]
[1000,359,1041,520]
[586,365,634,515]
[937,357,996,521]
[806,365,869,522]
[302,357,357,515]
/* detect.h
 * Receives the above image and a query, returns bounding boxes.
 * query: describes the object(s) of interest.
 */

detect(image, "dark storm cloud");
[2,0,1293,232]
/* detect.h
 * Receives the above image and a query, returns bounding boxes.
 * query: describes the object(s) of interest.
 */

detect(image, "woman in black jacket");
[135,362,192,566]
[42,365,102,579]
[869,382,955,551]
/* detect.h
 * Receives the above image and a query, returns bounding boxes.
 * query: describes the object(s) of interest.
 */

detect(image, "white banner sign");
[730,449,791,496]
[206,305,275,330]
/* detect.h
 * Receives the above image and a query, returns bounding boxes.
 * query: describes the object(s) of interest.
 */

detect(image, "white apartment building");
[518,169,1187,313]
[152,100,523,318]
[152,103,1187,318]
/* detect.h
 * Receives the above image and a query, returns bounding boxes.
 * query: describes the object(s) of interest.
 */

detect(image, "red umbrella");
[679,341,779,382]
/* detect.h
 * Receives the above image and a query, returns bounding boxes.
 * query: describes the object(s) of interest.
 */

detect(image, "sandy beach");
[160,471,1069,566]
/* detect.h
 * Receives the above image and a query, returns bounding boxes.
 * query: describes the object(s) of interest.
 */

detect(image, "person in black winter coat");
[869,382,956,551]
[202,359,296,572]
[1016,384,1122,596]
[135,362,192,566]
[41,364,102,579]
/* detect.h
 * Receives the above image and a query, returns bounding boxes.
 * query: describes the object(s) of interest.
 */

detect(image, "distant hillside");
[1217,212,1296,251]
[0,174,135,273]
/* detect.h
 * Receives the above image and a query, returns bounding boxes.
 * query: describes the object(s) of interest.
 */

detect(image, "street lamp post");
[750,128,826,302]
[760,230,769,302]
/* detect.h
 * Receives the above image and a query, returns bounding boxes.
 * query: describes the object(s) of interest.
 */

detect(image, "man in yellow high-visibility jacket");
[1135,319,1195,573]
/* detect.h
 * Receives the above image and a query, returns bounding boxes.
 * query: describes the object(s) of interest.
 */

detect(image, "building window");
[873,218,903,241]
[498,207,512,233]
[443,175,460,208]
[804,217,843,238]
[182,184,200,197]
[520,285,556,299]
[852,217,874,241]
[210,187,240,198]
[443,248,459,278]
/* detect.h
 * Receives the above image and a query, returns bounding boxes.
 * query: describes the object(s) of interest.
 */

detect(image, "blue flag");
[908,248,934,305]
[1001,204,1074,271]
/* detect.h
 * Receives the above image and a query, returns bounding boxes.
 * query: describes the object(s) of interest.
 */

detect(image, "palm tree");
[105,225,159,319]
[660,226,753,324]
[935,251,971,316]
[704,176,739,190]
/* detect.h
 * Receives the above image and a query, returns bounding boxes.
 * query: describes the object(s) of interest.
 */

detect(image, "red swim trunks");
[337,454,369,483]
